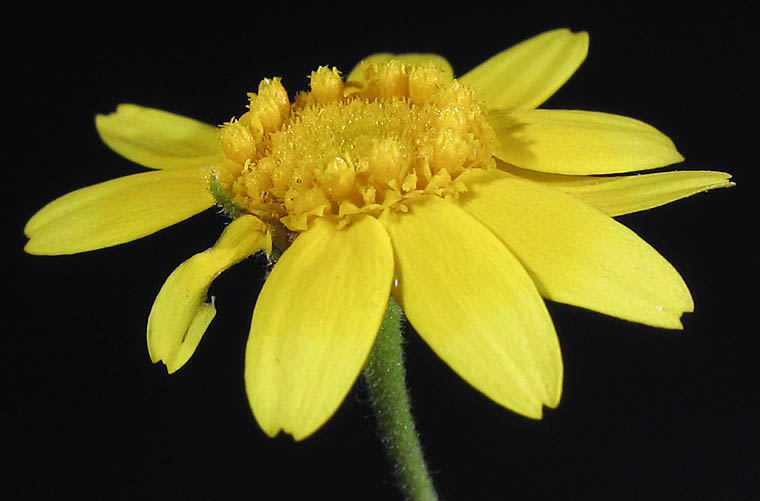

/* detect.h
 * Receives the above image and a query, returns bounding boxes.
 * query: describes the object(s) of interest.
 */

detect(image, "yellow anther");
[219,121,257,165]
[432,128,470,175]
[241,168,273,200]
[321,156,356,199]
[310,66,344,104]
[271,161,294,199]
[284,186,330,219]
[247,78,291,133]
[258,78,290,119]
[215,158,243,186]
[366,138,409,186]
[237,111,265,141]
[374,60,408,98]
[255,156,277,176]
[250,94,283,133]
[408,64,441,105]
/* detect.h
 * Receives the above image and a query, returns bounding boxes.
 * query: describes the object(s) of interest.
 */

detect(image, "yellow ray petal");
[345,53,454,83]
[379,196,562,418]
[489,109,684,175]
[497,162,734,216]
[147,215,271,373]
[572,170,734,216]
[458,170,694,329]
[95,104,223,170]
[246,215,394,440]
[459,28,589,111]
[24,166,214,255]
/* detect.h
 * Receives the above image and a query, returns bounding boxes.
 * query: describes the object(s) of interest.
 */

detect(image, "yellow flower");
[24,29,732,440]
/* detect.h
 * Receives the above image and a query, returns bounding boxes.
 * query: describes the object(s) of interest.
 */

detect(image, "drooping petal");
[147,215,271,373]
[379,196,562,418]
[489,109,684,175]
[24,166,214,255]
[246,215,394,440]
[570,170,734,216]
[458,170,694,329]
[459,28,589,111]
[95,104,223,170]
[345,53,454,83]
[497,162,734,216]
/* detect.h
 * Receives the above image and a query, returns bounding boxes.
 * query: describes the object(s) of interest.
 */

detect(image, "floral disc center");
[214,61,497,231]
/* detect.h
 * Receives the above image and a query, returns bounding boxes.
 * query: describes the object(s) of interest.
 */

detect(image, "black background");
[7,3,755,500]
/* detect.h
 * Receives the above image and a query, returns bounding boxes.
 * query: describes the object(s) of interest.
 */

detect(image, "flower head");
[24,29,732,440]
[214,61,495,231]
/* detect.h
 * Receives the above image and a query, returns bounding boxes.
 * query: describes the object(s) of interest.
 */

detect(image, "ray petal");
[147,215,271,373]
[459,29,589,111]
[96,103,223,170]
[489,109,684,175]
[380,197,562,418]
[496,162,734,216]
[24,166,214,255]
[246,216,394,440]
[459,170,694,328]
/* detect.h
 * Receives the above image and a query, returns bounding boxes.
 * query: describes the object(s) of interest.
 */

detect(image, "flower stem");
[362,296,438,501]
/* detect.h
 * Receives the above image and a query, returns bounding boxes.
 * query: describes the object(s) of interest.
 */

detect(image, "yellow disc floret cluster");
[213,60,497,231]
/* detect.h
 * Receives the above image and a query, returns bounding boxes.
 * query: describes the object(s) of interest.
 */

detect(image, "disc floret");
[214,60,497,231]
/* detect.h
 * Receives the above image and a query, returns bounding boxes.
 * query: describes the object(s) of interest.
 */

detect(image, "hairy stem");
[362,296,438,501]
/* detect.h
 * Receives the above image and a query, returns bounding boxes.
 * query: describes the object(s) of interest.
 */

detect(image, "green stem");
[362,296,438,501]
